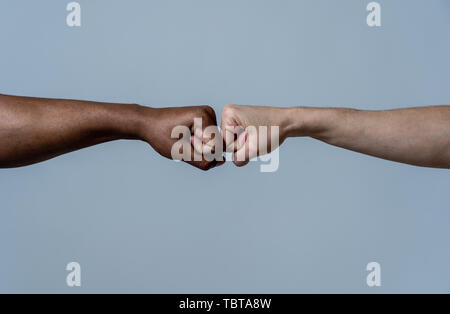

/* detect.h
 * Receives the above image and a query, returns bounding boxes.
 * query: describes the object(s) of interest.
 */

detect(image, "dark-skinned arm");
[0,94,222,170]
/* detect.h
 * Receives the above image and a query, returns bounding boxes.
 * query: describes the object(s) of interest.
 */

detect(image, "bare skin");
[222,104,450,169]
[0,94,223,170]
[1,94,449,170]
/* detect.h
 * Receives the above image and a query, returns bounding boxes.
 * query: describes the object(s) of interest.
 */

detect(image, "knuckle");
[223,104,237,115]
[234,161,247,167]
[200,105,215,117]
[200,106,217,125]
[197,161,211,171]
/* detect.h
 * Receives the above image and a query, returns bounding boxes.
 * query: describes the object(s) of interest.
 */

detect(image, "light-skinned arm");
[221,104,450,169]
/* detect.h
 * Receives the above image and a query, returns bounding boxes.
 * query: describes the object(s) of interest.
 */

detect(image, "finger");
[185,142,220,171]
[215,158,226,168]
[234,130,248,152]
[218,155,226,165]
[211,152,227,168]
[224,128,236,152]
[202,140,215,155]
[221,124,236,152]
[194,127,208,143]
[233,130,257,167]
[195,119,221,147]
[203,125,222,154]
[192,132,220,155]
[191,135,204,154]
[233,143,250,167]
[224,125,244,152]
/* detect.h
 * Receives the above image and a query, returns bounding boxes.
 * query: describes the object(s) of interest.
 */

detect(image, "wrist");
[279,107,311,138]
[102,103,152,141]
[129,105,158,141]
[281,107,331,138]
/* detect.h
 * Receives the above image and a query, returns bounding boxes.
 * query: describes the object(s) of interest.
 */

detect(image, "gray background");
[0,0,449,293]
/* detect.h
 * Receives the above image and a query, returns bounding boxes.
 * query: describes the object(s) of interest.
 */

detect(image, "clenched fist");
[139,105,225,171]
[221,104,292,167]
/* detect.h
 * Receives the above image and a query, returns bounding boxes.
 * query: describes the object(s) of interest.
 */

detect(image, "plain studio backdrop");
[0,0,449,293]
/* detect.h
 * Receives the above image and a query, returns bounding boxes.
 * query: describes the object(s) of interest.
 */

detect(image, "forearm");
[284,106,450,168]
[0,94,145,168]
